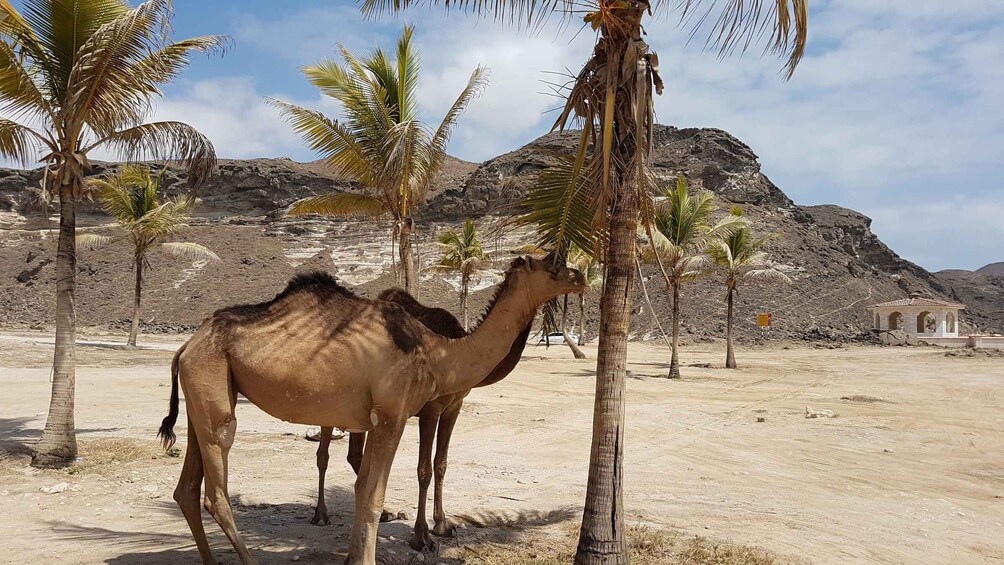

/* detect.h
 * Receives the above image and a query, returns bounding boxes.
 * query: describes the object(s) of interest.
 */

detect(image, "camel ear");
[510,256,527,270]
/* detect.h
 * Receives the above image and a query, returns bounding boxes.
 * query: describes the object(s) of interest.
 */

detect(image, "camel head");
[505,255,586,302]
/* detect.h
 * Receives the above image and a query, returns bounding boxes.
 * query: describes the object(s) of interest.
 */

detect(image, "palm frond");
[740,266,791,285]
[288,192,388,218]
[159,241,220,263]
[86,121,216,187]
[418,64,488,191]
[267,98,377,187]
[64,0,179,135]
[76,232,112,250]
[360,0,578,27]
[677,0,809,79]
[0,117,47,165]
[0,38,52,120]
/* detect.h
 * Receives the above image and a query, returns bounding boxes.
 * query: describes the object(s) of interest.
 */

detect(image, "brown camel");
[311,286,533,551]
[158,256,584,565]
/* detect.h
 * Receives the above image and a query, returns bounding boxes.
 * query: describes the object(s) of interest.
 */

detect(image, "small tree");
[648,176,744,378]
[83,165,219,346]
[435,219,488,330]
[708,220,791,368]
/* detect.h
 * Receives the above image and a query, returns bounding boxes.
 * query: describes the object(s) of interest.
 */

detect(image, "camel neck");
[429,282,537,396]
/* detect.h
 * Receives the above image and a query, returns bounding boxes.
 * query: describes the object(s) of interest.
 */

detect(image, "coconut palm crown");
[270,25,487,292]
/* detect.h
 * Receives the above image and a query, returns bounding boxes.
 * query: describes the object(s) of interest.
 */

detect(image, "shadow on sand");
[47,480,578,564]
[0,416,122,456]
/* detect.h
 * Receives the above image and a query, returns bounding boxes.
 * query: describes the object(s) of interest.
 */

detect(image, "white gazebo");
[868,293,964,340]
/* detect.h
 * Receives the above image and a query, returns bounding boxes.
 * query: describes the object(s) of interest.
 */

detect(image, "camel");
[310,286,533,551]
[157,256,584,565]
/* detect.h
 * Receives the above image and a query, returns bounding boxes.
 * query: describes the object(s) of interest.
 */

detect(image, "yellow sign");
[757,313,772,328]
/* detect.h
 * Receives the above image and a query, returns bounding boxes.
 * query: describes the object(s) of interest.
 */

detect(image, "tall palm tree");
[0,0,223,468]
[83,165,220,347]
[361,2,807,562]
[434,218,488,330]
[648,175,744,378]
[708,220,791,369]
[270,26,487,293]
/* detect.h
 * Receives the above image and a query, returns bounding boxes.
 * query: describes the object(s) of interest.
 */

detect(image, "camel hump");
[378,288,465,339]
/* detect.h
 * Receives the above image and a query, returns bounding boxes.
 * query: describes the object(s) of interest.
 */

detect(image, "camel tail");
[157,343,186,450]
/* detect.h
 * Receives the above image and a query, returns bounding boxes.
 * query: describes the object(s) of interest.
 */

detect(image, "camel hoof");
[432,521,456,538]
[380,509,397,522]
[409,529,438,553]
[310,506,330,526]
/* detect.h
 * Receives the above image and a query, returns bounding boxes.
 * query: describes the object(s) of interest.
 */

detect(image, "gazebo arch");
[917,311,935,334]
[888,311,902,331]
[946,312,956,333]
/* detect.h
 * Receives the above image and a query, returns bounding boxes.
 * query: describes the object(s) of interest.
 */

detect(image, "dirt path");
[0,336,1001,564]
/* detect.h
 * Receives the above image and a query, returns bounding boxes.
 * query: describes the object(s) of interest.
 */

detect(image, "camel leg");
[311,426,334,525]
[347,432,364,475]
[185,370,258,565]
[348,433,395,523]
[173,416,214,564]
[409,412,439,552]
[432,399,464,538]
[345,420,406,565]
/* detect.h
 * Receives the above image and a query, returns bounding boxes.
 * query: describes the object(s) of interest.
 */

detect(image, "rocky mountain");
[934,264,1004,334]
[2,125,1000,341]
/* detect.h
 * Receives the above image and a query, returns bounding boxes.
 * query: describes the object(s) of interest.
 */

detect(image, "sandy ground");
[0,334,1002,565]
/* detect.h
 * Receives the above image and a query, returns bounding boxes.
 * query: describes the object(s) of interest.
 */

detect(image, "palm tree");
[648,175,744,378]
[435,219,488,330]
[0,0,223,468]
[83,165,220,347]
[361,2,807,562]
[270,26,487,293]
[708,219,791,368]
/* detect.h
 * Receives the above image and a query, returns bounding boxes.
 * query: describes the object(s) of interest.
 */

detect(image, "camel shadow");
[50,483,577,564]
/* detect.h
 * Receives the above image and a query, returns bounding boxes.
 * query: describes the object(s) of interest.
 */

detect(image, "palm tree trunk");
[32,184,78,468]
[577,294,585,346]
[460,272,469,331]
[576,6,652,562]
[128,255,143,347]
[725,287,737,369]
[668,282,681,378]
[577,179,635,564]
[562,295,586,359]
[398,218,415,292]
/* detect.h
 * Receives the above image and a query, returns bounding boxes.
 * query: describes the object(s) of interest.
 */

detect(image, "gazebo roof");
[868,295,965,310]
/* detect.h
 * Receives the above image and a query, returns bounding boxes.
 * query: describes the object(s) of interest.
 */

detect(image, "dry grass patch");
[445,524,800,565]
[0,444,33,474]
[67,438,165,475]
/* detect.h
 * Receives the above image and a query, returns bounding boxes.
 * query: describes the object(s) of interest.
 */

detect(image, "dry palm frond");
[76,233,112,250]
[159,241,220,263]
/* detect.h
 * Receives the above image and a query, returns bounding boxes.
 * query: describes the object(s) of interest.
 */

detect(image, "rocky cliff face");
[1,126,999,339]
[427,125,794,219]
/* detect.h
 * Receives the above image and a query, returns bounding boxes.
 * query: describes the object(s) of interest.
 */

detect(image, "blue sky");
[9,1,1004,271]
